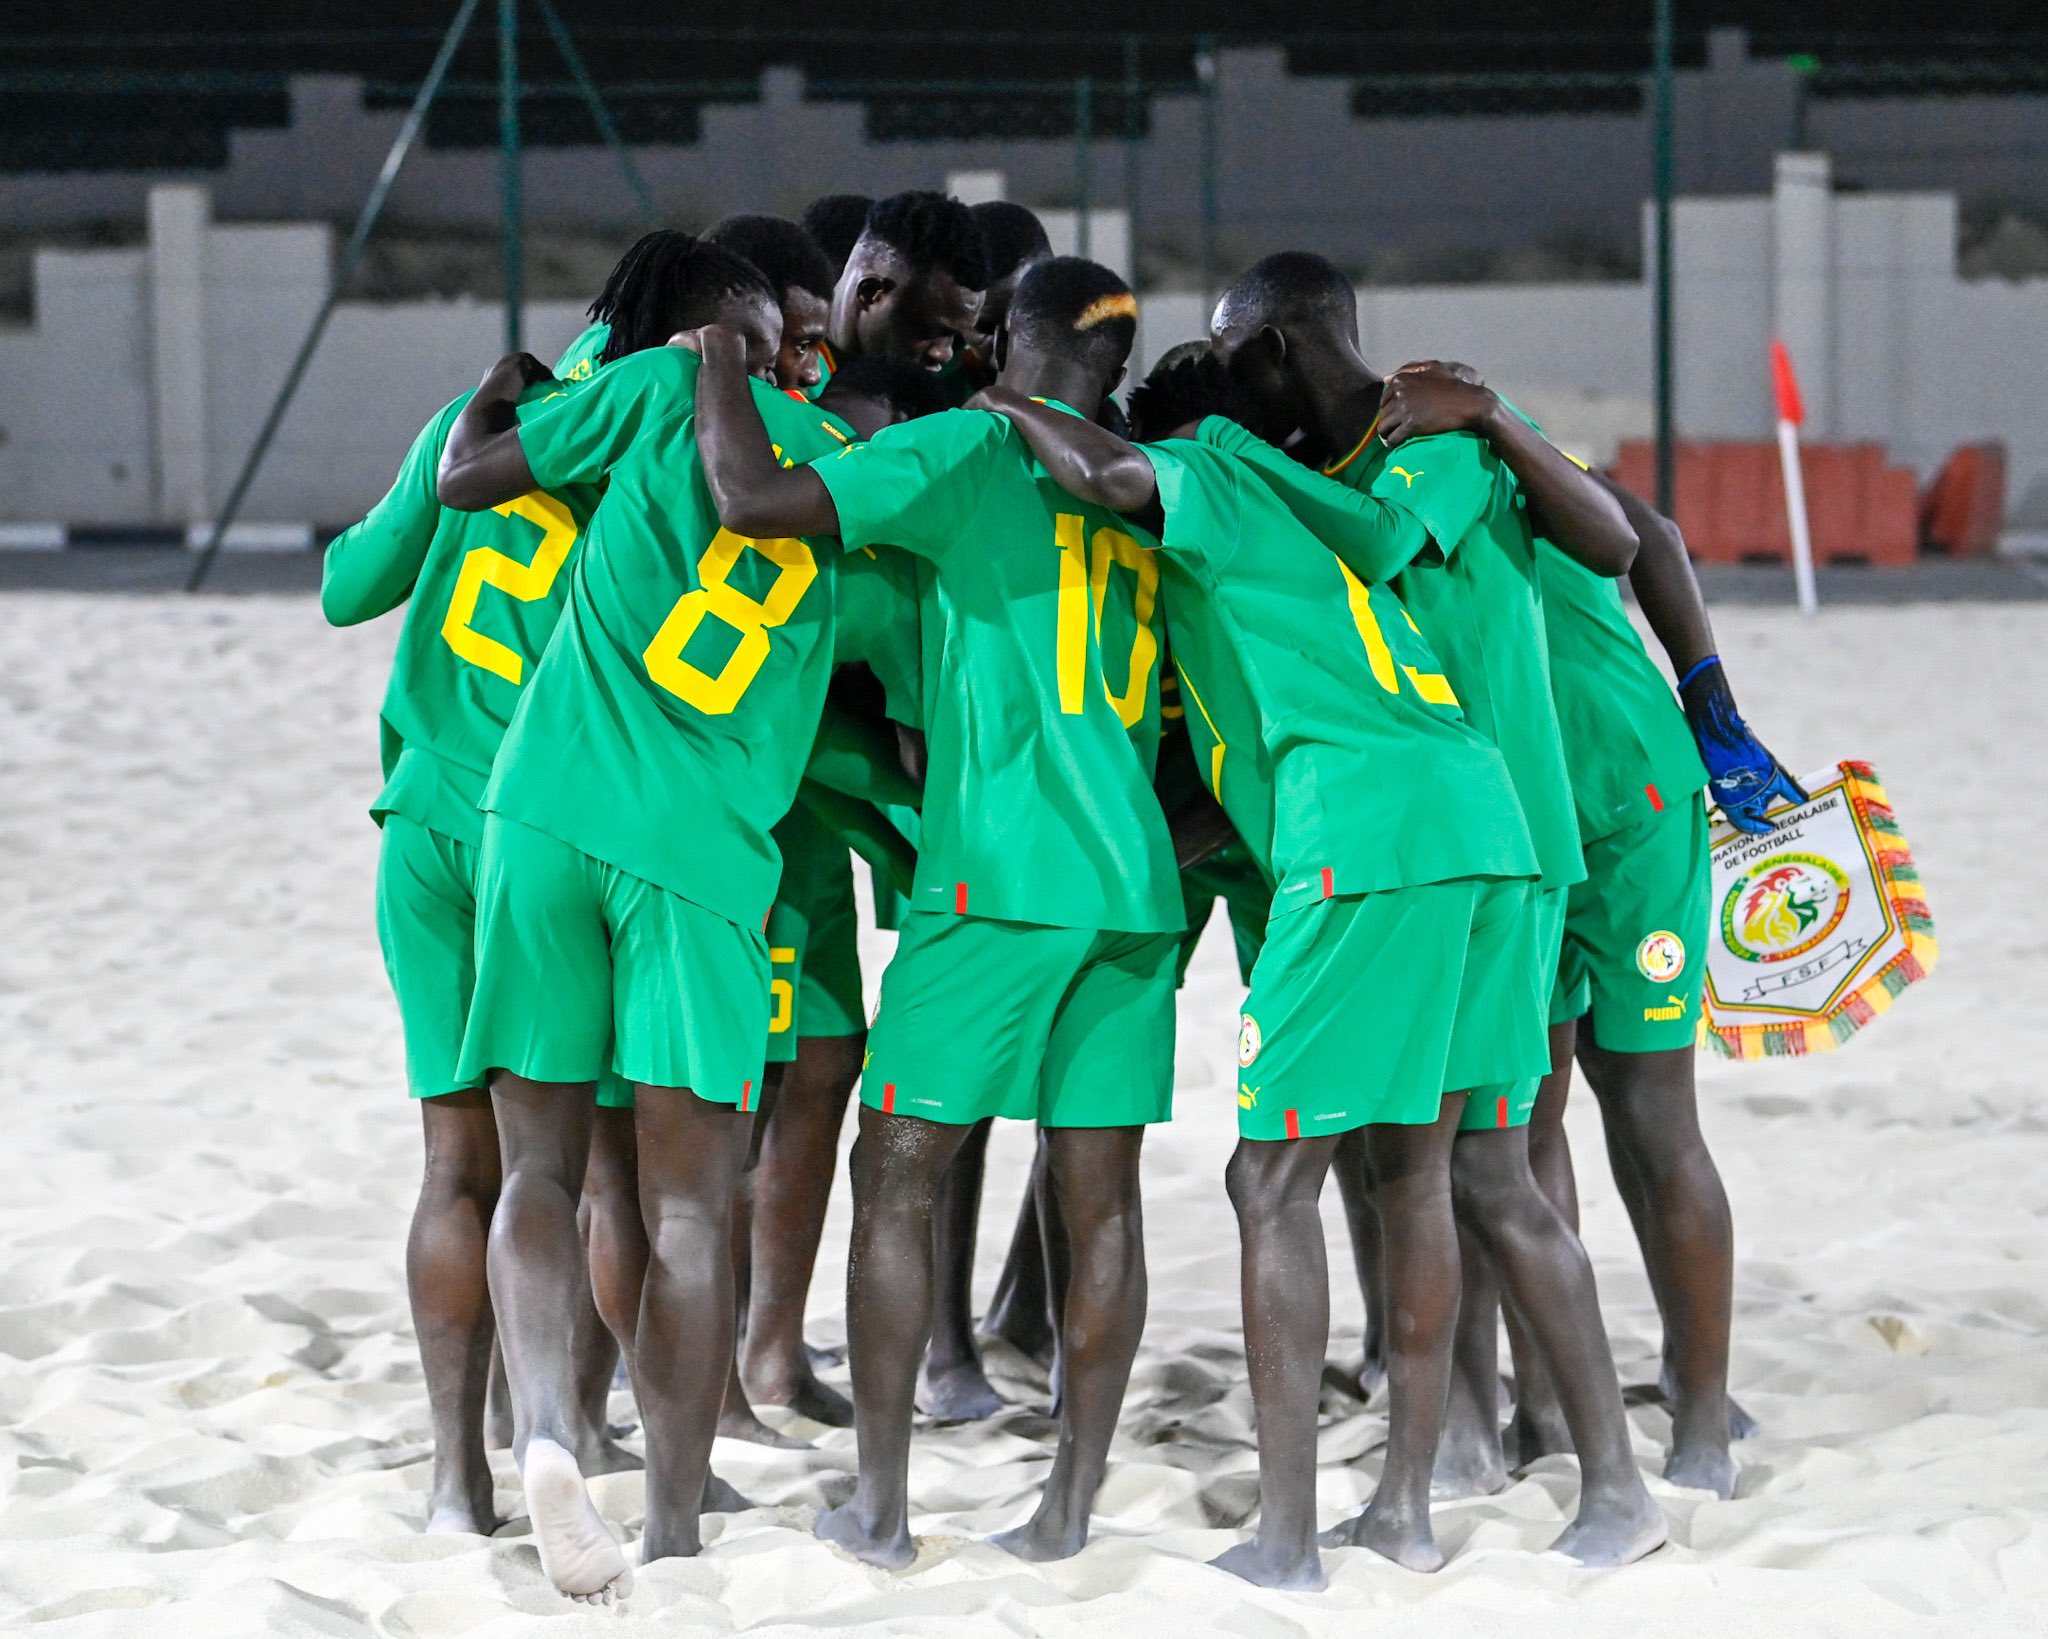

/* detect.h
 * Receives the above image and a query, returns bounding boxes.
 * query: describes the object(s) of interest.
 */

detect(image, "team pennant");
[1701,760,1936,1059]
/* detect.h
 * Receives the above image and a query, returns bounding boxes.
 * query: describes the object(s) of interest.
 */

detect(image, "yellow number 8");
[643,528,817,715]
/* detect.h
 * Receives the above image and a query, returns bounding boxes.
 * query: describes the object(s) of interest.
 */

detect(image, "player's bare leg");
[991,1125,1145,1561]
[716,1073,809,1450]
[981,1135,1057,1367]
[1330,1130,1389,1402]
[1499,1022,1581,1465]
[574,1104,645,1475]
[635,1086,760,1562]
[818,1106,977,1569]
[485,1342,514,1451]
[1209,1132,1341,1591]
[1320,1097,1466,1575]
[1577,1036,1740,1495]
[742,1033,862,1425]
[1449,1127,1666,1566]
[409,1090,502,1534]
[1431,1219,1510,1498]
[486,1073,630,1604]
[917,1117,1005,1421]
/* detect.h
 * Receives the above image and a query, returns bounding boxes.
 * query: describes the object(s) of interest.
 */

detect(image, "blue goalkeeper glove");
[1678,656,1806,835]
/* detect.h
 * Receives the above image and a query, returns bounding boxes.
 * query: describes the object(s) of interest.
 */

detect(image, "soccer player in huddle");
[1208,251,1666,1575]
[690,257,1181,1568]
[431,230,935,1602]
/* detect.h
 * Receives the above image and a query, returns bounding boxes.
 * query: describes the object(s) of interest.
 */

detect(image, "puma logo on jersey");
[1238,1082,1260,1109]
[1642,993,1689,1022]
[1389,465,1424,487]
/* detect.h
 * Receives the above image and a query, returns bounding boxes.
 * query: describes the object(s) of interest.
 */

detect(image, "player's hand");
[1678,655,1807,833]
[478,351,554,401]
[1376,366,1501,449]
[1391,358,1486,388]
[674,323,748,369]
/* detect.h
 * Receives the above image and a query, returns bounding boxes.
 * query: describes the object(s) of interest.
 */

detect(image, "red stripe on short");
[1646,782,1664,812]
[882,1082,897,1114]
[955,881,969,914]
[1284,1109,1300,1140]
[1496,1096,1510,1128]
[1320,866,1335,898]
[739,1078,752,1113]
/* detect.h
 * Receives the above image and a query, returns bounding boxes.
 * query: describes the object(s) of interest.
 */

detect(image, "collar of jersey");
[1321,411,1385,477]
[1027,396,1087,419]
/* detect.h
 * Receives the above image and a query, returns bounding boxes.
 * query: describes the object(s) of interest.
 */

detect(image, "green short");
[1177,840,1273,988]
[1234,879,1480,1142]
[861,912,1177,1127]
[376,817,486,1100]
[1453,880,1567,1133]
[1551,796,1709,1053]
[457,815,769,1111]
[765,809,867,1065]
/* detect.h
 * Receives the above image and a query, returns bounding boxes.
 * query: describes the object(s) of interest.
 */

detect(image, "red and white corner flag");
[1771,338,1819,617]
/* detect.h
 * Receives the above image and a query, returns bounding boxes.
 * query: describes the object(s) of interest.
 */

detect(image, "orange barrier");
[1608,440,1921,565]
[1918,442,2007,557]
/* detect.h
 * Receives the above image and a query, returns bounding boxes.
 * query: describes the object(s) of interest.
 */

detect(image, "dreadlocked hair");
[1128,348,1255,443]
[590,230,777,365]
[861,191,990,290]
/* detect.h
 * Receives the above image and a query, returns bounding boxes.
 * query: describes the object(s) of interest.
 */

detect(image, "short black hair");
[704,214,834,304]
[862,191,989,290]
[799,193,872,276]
[1128,349,1254,443]
[1006,256,1136,374]
[1215,250,1357,335]
[818,355,952,424]
[970,201,1053,282]
[590,230,776,364]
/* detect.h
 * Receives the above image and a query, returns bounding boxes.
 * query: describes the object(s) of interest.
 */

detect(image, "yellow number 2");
[643,528,818,715]
[1052,513,1161,727]
[1337,563,1458,705]
[441,491,580,685]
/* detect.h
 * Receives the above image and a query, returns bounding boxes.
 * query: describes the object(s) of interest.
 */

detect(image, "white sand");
[2,594,2045,1638]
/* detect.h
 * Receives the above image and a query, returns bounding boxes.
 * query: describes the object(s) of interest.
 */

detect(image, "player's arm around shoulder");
[436,351,559,511]
[689,323,842,541]
[322,395,466,626]
[970,386,1162,525]
[1211,418,1431,584]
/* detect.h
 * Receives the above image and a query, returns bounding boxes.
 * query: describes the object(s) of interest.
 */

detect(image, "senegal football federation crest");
[1721,854,1850,964]
[1237,1014,1262,1067]
[1635,930,1687,984]
[1701,761,1935,1059]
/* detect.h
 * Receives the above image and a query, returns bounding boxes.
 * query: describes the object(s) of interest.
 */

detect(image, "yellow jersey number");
[1052,513,1160,728]
[643,528,818,715]
[440,491,579,685]
[1337,564,1457,705]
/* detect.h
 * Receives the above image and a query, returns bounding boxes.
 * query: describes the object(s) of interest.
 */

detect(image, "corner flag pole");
[186,0,482,592]
[1771,337,1819,618]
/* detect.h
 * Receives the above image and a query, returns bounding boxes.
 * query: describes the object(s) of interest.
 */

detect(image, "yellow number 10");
[643,528,818,715]
[1337,563,1458,705]
[1053,513,1160,727]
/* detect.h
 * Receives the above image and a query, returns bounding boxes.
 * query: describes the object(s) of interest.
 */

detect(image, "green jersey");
[1307,426,1585,891]
[484,347,856,927]
[835,544,926,728]
[813,404,1182,933]
[1151,420,1536,911]
[1537,544,1706,843]
[553,321,609,386]
[322,386,598,846]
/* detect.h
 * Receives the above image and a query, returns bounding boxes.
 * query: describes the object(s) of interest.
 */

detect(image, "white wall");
[1,170,2045,532]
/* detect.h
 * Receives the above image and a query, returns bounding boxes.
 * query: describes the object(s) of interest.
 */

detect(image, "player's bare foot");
[990,1495,1088,1562]
[1325,1354,1385,1404]
[816,1500,916,1570]
[1658,1359,1758,1439]
[716,1403,812,1449]
[1550,1484,1668,1566]
[744,1360,854,1427]
[1209,1537,1327,1590]
[1321,1500,1446,1573]
[1663,1430,1737,1498]
[916,1358,1005,1423]
[1502,1400,1574,1467]
[702,1472,754,1514]
[575,1429,644,1476]
[1431,1417,1508,1499]
[522,1437,632,1604]
[424,1470,499,1537]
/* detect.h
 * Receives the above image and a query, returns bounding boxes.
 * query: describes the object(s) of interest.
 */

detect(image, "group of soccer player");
[323,187,1805,1604]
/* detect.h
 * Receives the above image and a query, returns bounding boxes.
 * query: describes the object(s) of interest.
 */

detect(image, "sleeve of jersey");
[1365,431,1501,561]
[320,401,454,626]
[518,354,681,492]
[810,412,996,559]
[1199,420,1434,582]
[1140,444,1220,564]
